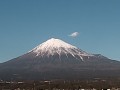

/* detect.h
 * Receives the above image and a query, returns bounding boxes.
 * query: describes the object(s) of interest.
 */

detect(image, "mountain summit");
[30,38,93,61]
[0,38,120,80]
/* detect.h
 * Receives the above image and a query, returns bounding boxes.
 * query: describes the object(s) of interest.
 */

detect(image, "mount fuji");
[0,38,120,81]
[30,38,94,61]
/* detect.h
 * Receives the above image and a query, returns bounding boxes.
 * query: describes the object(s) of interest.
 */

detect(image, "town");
[0,79,120,90]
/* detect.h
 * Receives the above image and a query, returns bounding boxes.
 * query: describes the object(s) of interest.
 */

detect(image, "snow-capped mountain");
[30,38,93,61]
[0,38,120,81]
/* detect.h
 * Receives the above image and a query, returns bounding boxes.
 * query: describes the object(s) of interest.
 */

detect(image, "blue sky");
[0,0,120,62]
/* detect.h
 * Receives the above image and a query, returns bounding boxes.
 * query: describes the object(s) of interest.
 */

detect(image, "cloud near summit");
[69,32,79,37]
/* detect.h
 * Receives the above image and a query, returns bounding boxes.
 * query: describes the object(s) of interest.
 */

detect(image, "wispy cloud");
[69,32,79,37]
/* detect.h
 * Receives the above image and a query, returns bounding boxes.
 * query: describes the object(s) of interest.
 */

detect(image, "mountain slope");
[0,38,120,81]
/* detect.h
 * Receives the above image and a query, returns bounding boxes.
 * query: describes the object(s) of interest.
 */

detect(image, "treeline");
[0,79,120,90]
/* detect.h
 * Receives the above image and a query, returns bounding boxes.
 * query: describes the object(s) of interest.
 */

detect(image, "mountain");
[0,38,120,81]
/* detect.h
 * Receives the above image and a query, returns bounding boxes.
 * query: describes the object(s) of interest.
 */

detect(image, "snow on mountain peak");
[30,38,93,59]
[37,38,77,49]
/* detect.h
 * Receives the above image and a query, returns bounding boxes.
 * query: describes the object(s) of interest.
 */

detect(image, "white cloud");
[69,32,79,37]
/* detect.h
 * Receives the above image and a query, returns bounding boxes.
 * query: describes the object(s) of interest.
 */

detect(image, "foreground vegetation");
[0,79,120,90]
